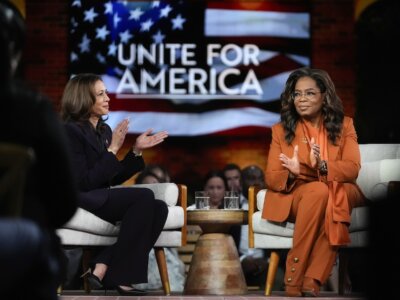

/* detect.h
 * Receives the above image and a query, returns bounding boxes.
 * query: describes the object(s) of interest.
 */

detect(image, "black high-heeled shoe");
[80,268,104,290]
[116,286,148,296]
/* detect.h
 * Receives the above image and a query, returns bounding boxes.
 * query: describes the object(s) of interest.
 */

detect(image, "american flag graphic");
[69,0,310,136]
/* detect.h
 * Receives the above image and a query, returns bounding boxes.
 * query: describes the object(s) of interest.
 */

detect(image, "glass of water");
[224,191,240,210]
[195,191,210,210]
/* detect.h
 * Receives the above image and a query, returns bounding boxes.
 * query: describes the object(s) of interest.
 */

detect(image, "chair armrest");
[178,184,187,246]
[248,185,262,249]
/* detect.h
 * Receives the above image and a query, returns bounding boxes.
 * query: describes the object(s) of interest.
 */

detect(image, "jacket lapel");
[293,122,310,163]
[81,124,102,154]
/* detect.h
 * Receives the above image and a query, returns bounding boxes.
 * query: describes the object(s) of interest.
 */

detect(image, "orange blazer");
[262,116,362,222]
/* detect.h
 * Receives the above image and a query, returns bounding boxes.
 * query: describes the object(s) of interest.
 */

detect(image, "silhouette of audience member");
[0,1,78,299]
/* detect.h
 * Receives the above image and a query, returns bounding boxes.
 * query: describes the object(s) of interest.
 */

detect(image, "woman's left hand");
[133,129,168,152]
[309,137,321,169]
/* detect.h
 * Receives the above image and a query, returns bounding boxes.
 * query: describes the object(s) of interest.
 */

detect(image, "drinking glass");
[195,191,210,210]
[224,191,240,209]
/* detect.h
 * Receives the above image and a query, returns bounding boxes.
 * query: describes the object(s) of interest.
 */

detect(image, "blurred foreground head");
[0,0,25,82]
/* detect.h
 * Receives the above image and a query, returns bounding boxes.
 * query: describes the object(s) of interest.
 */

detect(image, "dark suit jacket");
[0,81,77,229]
[64,121,145,211]
[262,116,363,222]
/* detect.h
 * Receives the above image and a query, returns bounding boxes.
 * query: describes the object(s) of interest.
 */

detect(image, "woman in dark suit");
[261,67,366,297]
[60,73,169,295]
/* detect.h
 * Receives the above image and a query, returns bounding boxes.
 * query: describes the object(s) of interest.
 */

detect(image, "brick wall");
[22,0,356,195]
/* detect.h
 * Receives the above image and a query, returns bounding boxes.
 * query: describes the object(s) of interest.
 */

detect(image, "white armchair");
[248,144,400,296]
[57,183,187,295]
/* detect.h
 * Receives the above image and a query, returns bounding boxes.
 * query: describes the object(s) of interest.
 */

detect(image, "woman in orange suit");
[261,67,366,297]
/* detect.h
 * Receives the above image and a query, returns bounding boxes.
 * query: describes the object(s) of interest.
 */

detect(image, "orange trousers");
[285,181,365,288]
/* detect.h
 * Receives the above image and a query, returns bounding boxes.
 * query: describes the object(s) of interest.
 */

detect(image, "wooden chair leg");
[265,251,280,296]
[81,248,92,294]
[154,247,171,295]
[338,250,349,295]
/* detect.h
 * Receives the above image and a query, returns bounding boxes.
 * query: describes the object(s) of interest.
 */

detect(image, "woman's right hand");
[108,118,129,155]
[279,145,300,177]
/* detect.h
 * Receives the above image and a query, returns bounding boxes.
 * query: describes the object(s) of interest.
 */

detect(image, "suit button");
[287,277,292,282]
[291,267,296,272]
[293,257,299,263]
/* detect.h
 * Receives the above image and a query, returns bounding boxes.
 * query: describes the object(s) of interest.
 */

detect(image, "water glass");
[195,191,210,210]
[224,191,240,210]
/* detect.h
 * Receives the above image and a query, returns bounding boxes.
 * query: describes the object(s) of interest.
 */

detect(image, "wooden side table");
[184,209,248,295]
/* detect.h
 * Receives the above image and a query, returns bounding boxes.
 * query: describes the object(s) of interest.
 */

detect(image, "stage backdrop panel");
[69,0,310,136]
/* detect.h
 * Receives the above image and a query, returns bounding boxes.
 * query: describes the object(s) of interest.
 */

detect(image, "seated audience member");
[223,163,246,206]
[146,163,171,183]
[135,166,186,292]
[0,1,78,298]
[187,170,227,210]
[241,165,267,199]
[135,168,162,184]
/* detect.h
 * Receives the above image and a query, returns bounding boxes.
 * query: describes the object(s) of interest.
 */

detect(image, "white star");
[96,53,106,64]
[152,30,165,44]
[108,42,117,56]
[113,13,121,28]
[114,67,124,76]
[71,52,78,62]
[78,34,90,53]
[171,14,186,30]
[160,5,172,18]
[119,30,133,44]
[140,19,154,32]
[152,1,160,8]
[129,7,144,21]
[104,1,113,14]
[96,25,110,41]
[72,0,81,7]
[84,7,98,23]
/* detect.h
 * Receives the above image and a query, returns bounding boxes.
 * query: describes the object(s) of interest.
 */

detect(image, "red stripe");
[211,126,273,137]
[207,1,309,13]
[109,97,280,113]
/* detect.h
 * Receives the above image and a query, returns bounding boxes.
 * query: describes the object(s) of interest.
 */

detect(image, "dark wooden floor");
[60,289,367,299]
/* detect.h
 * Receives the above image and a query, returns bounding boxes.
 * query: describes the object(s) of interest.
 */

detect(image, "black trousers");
[91,187,168,287]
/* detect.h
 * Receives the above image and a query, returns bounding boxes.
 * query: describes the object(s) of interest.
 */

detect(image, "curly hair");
[280,67,344,145]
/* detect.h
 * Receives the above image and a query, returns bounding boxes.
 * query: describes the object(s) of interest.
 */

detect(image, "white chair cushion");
[63,205,184,235]
[57,228,183,247]
[64,208,119,236]
[357,159,400,201]
[252,211,294,237]
[254,233,293,249]
[116,183,179,207]
[359,144,400,163]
